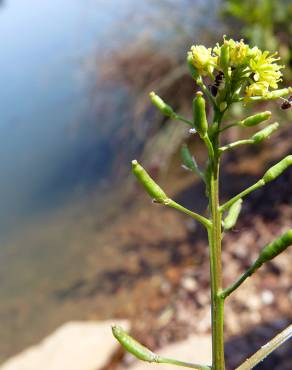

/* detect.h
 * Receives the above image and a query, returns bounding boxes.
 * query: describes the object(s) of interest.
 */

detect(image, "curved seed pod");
[251,122,279,143]
[264,88,292,100]
[262,155,292,183]
[193,92,208,137]
[181,144,204,180]
[223,199,242,230]
[240,111,271,127]
[132,160,168,203]
[181,144,196,171]
[149,92,175,118]
[112,325,158,362]
[256,230,292,266]
[220,42,229,72]
[187,52,199,80]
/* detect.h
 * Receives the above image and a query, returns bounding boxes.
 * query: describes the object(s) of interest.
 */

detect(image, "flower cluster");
[189,45,217,78]
[188,37,285,100]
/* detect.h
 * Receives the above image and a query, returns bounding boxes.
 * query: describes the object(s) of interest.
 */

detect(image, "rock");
[1,320,130,370]
[126,334,211,370]
[261,290,274,305]
[180,276,197,292]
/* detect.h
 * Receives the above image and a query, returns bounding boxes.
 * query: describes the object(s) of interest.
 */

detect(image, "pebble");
[261,290,274,305]
[180,276,197,292]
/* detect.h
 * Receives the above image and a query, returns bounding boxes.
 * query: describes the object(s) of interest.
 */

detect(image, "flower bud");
[223,199,242,230]
[220,42,229,72]
[132,160,168,203]
[240,111,271,127]
[256,230,292,266]
[149,92,175,118]
[251,122,279,143]
[193,92,208,137]
[112,325,158,362]
[187,52,199,80]
[262,155,292,183]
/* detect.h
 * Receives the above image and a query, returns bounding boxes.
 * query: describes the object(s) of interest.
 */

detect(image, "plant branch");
[165,199,211,229]
[219,138,254,153]
[158,356,211,370]
[175,114,194,126]
[220,263,260,299]
[218,122,239,133]
[220,180,265,213]
[203,135,215,162]
[196,76,217,108]
[235,325,292,370]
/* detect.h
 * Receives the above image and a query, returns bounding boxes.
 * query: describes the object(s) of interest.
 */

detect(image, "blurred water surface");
[0,0,148,237]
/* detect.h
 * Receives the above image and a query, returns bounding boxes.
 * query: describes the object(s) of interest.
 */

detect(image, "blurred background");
[0,0,291,368]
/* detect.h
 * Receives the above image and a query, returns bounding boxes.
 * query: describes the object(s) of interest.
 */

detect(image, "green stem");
[158,356,211,370]
[203,135,215,162]
[208,157,225,370]
[235,325,292,370]
[220,261,261,299]
[175,114,194,127]
[220,179,265,213]
[218,122,239,133]
[219,139,254,153]
[166,199,211,229]
[196,77,217,108]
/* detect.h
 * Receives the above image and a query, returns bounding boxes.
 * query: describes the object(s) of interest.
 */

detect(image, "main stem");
[208,119,225,369]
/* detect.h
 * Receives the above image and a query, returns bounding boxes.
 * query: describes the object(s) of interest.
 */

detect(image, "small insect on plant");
[112,37,292,370]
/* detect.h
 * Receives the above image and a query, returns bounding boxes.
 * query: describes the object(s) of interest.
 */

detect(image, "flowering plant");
[112,37,292,370]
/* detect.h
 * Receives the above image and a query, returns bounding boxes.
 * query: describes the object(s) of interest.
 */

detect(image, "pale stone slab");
[127,335,212,370]
[1,320,130,370]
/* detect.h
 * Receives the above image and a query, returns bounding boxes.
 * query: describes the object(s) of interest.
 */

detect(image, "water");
[0,0,147,237]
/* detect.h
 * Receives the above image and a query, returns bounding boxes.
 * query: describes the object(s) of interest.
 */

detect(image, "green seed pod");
[181,144,196,172]
[262,155,292,183]
[187,52,199,80]
[220,42,229,72]
[251,122,279,143]
[132,160,168,203]
[112,325,158,362]
[256,230,292,266]
[223,199,242,230]
[240,111,271,127]
[193,92,208,137]
[264,88,292,100]
[149,92,175,118]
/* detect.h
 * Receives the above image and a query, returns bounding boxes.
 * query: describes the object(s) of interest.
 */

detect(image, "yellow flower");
[245,81,269,98]
[190,45,217,78]
[228,39,250,67]
[249,51,284,89]
[214,38,250,67]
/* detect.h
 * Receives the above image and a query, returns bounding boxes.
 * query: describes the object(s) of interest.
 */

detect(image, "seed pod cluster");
[240,111,271,127]
[255,230,292,267]
[112,325,158,362]
[149,92,175,118]
[193,92,208,137]
[262,155,292,183]
[132,160,168,203]
[251,122,279,143]
[223,199,242,230]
